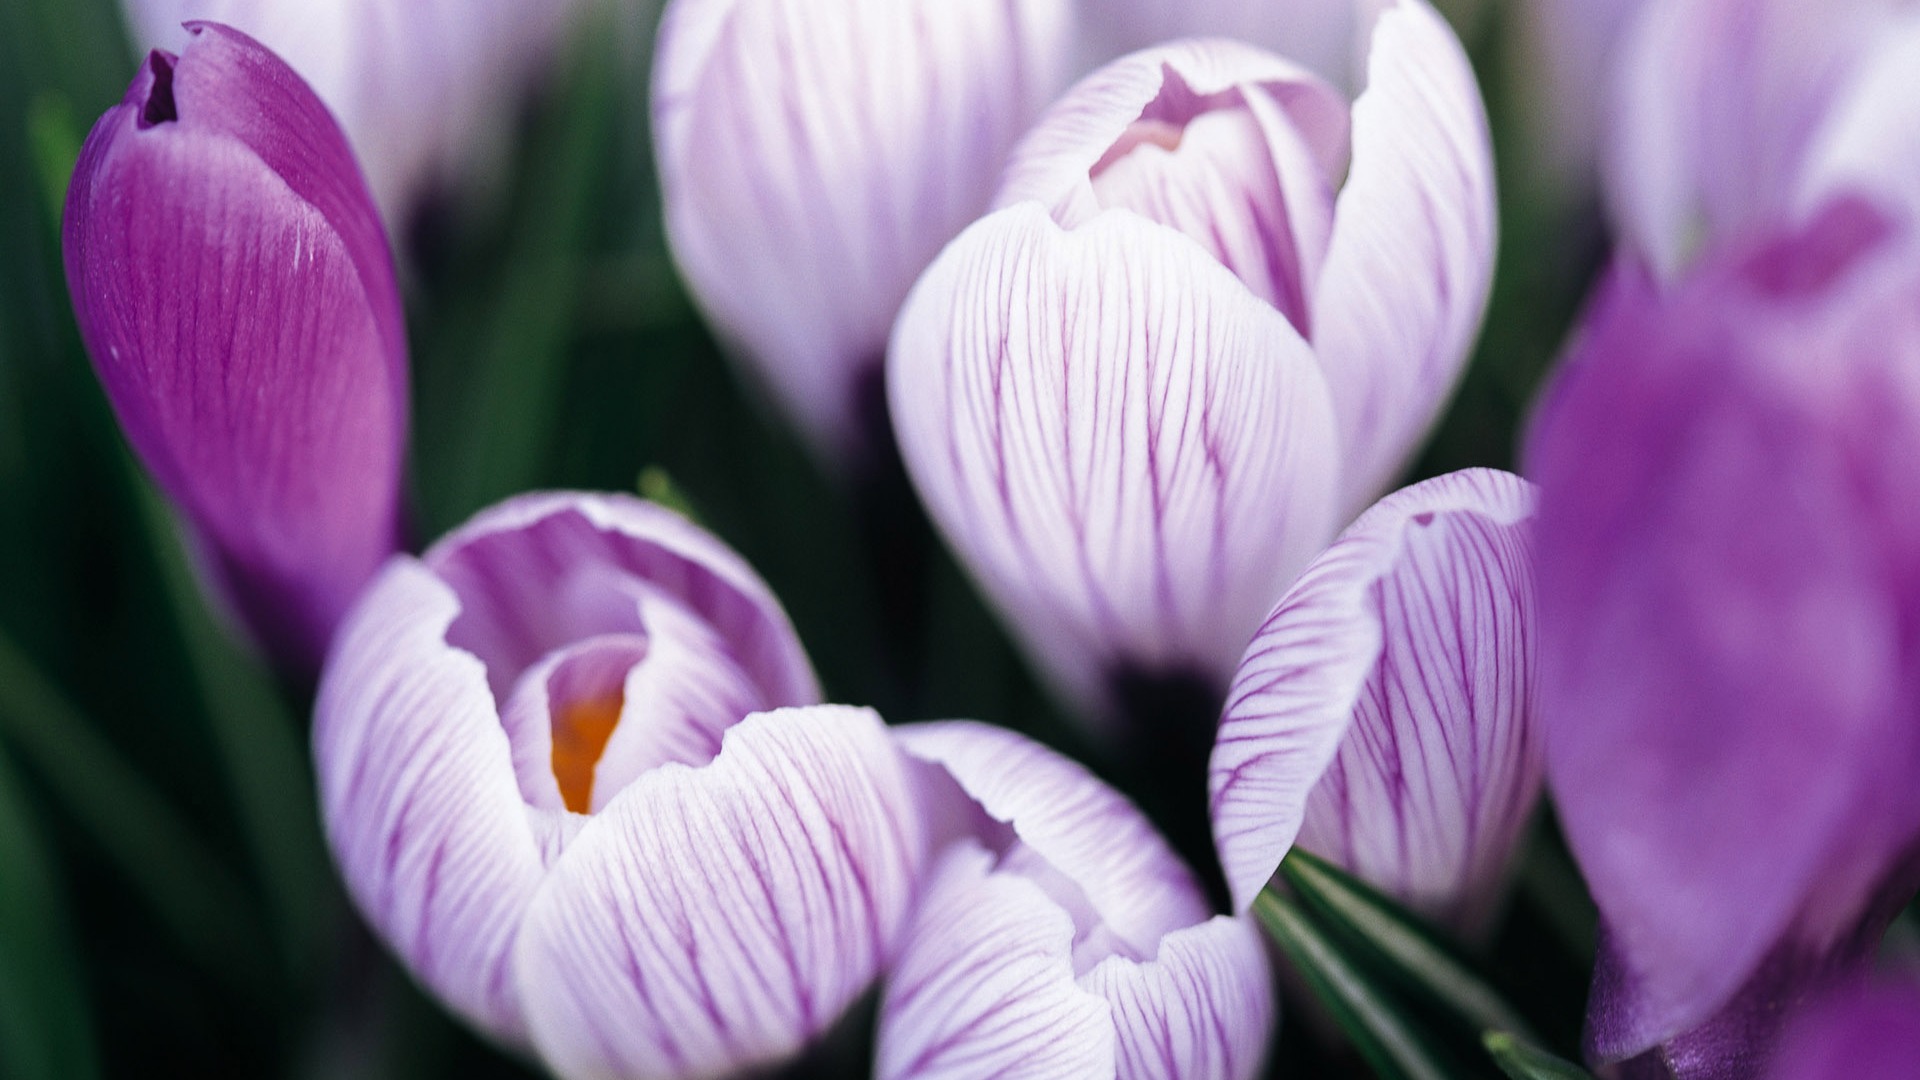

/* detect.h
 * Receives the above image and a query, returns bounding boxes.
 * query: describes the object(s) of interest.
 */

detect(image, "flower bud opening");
[138,51,178,129]
[552,692,625,814]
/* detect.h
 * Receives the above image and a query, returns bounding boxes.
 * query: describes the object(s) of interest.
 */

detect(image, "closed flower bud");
[123,0,582,225]
[1209,469,1541,932]
[63,22,406,673]
[890,4,1494,719]
[652,0,1078,466]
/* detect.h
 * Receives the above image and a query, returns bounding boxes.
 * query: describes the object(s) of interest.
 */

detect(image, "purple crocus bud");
[1527,198,1920,1076]
[1208,469,1540,931]
[123,0,581,224]
[1604,0,1920,279]
[651,0,1077,467]
[64,22,406,673]
[877,721,1275,1080]
[890,7,1494,718]
[1765,976,1920,1080]
[315,492,927,1076]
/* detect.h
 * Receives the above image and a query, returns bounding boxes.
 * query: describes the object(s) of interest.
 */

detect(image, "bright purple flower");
[651,0,1077,467]
[315,492,927,1077]
[123,0,582,224]
[889,8,1494,719]
[1208,469,1540,929]
[1604,0,1920,279]
[877,721,1275,1080]
[64,23,406,673]
[1765,976,1920,1080]
[1528,199,1920,1076]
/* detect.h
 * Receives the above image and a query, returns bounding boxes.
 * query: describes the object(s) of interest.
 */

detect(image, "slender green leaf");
[1484,1031,1594,1080]
[0,628,271,996]
[1253,890,1456,1080]
[636,465,703,524]
[133,479,335,980]
[1281,848,1539,1040]
[26,93,81,232]
[0,742,100,1080]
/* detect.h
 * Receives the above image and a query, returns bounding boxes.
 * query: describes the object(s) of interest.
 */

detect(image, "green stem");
[0,741,99,1080]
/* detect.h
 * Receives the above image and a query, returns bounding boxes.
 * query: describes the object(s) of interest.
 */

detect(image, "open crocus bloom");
[890,4,1494,719]
[123,0,582,226]
[63,22,405,674]
[1605,0,1920,280]
[878,721,1274,1080]
[1528,199,1920,1076]
[315,492,926,1078]
[1208,469,1540,931]
[652,0,1077,467]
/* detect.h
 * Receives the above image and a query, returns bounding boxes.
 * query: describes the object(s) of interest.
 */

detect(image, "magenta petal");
[1765,976,1920,1080]
[652,0,1076,463]
[313,559,548,1044]
[888,204,1341,718]
[1311,0,1496,516]
[64,23,406,671]
[514,706,925,1080]
[1210,469,1537,918]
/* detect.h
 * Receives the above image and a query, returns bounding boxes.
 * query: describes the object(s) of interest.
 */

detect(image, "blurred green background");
[0,0,1600,1075]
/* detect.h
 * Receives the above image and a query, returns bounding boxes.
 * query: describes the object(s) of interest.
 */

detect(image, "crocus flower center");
[551,688,625,814]
[1088,83,1328,337]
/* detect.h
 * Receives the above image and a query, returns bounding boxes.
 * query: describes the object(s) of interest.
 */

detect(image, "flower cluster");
[48,0,1920,1077]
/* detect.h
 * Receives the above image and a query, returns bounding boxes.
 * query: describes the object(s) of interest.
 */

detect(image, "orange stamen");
[551,691,624,813]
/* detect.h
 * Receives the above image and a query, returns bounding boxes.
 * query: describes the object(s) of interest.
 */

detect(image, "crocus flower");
[651,0,1077,467]
[64,22,406,674]
[889,7,1495,719]
[1527,198,1920,1077]
[315,492,926,1077]
[1604,0,1920,280]
[877,721,1274,1079]
[124,0,582,225]
[1765,975,1920,1080]
[1208,469,1540,931]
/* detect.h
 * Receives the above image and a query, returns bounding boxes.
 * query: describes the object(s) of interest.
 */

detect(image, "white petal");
[1080,915,1276,1080]
[1209,469,1535,913]
[652,0,1076,461]
[1310,0,1496,516]
[877,843,1114,1080]
[313,559,550,1044]
[514,706,925,1080]
[1795,12,1920,227]
[888,203,1341,717]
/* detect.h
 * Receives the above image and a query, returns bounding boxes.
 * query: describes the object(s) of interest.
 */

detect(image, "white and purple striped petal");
[1209,469,1540,928]
[652,0,1077,465]
[879,721,1275,1080]
[124,0,582,225]
[318,492,905,1071]
[516,706,925,1080]
[888,202,1341,718]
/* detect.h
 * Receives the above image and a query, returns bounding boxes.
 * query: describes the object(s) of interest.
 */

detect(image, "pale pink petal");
[514,706,925,1080]
[1081,915,1275,1080]
[887,203,1341,718]
[877,843,1115,1080]
[652,0,1076,461]
[313,559,551,1044]
[1209,469,1535,914]
[1795,13,1920,227]
[1311,0,1496,516]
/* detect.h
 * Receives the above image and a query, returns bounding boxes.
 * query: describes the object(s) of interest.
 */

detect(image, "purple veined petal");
[996,38,1351,337]
[313,558,550,1045]
[1602,0,1901,279]
[652,0,1077,465]
[1526,201,1920,1061]
[1309,0,1496,518]
[124,0,581,224]
[1080,915,1274,1080]
[1764,975,1920,1080]
[1074,0,1363,88]
[882,721,1275,1080]
[423,490,819,711]
[63,22,406,673]
[888,202,1341,719]
[1794,11,1920,227]
[1209,469,1537,917]
[513,705,926,1080]
[876,842,1117,1080]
